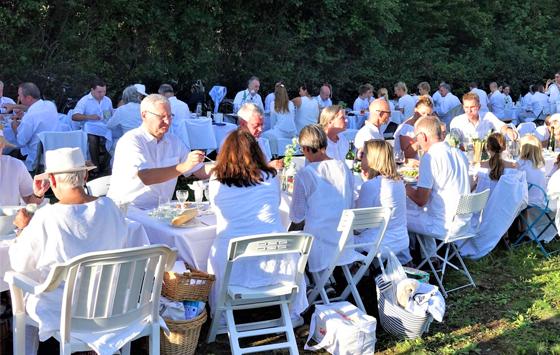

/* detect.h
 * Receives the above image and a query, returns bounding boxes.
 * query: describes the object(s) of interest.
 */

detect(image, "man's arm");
[72,112,101,121]
[406,185,431,207]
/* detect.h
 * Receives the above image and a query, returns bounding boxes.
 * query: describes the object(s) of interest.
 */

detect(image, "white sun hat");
[134,83,148,97]
[35,147,95,180]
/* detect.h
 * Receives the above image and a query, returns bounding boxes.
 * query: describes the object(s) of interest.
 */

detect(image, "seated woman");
[357,139,411,263]
[106,85,143,144]
[517,134,547,207]
[292,83,320,134]
[262,82,297,155]
[319,105,349,161]
[377,87,395,111]
[289,124,357,273]
[207,128,306,322]
[474,132,517,193]
[393,95,433,159]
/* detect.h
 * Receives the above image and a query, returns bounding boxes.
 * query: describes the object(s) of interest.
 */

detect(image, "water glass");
[176,190,189,209]
[157,196,171,219]
[194,189,204,210]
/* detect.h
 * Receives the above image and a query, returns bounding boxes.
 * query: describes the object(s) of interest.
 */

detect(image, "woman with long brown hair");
[207,128,307,323]
[262,82,297,155]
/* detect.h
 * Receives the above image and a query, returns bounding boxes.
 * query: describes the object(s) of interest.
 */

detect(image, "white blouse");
[517,159,546,207]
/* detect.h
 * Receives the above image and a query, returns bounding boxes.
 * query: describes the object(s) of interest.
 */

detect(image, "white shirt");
[450,112,506,140]
[294,96,320,134]
[547,83,560,104]
[270,101,296,136]
[523,92,533,110]
[0,155,33,205]
[353,96,372,113]
[315,96,332,110]
[108,126,199,210]
[106,102,142,141]
[326,133,350,161]
[264,93,275,114]
[489,91,506,119]
[436,93,461,123]
[290,159,356,272]
[393,122,415,153]
[416,141,471,236]
[0,96,16,114]
[233,89,264,113]
[9,197,128,341]
[16,99,58,170]
[354,122,383,150]
[531,92,549,117]
[356,176,410,260]
[398,94,416,119]
[470,88,489,111]
[517,159,546,207]
[432,90,442,113]
[73,93,113,121]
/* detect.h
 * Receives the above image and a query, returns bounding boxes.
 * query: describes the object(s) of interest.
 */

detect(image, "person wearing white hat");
[108,94,211,210]
[9,147,129,353]
[0,131,48,205]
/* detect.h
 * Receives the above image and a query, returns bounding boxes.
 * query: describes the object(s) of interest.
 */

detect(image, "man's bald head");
[368,98,391,127]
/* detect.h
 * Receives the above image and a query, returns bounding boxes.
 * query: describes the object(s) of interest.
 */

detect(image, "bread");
[171,208,198,226]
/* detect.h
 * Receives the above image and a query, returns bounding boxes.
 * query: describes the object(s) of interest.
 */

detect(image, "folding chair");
[207,232,313,355]
[4,245,176,355]
[307,207,392,313]
[513,183,560,257]
[416,189,490,297]
[36,130,89,173]
[184,117,218,153]
[85,175,111,197]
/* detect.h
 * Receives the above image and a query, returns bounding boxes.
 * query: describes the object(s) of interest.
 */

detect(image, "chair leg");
[341,265,365,312]
[416,235,447,297]
[149,323,160,355]
[451,243,476,288]
[13,313,26,355]
[121,342,131,355]
[280,302,299,355]
[225,308,242,355]
[207,309,222,343]
[60,341,72,355]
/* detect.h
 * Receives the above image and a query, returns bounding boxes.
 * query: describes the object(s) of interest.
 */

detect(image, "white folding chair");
[307,207,392,313]
[207,233,313,355]
[4,245,176,355]
[416,189,490,297]
[37,130,89,165]
[184,117,218,152]
[213,122,237,151]
[85,175,111,197]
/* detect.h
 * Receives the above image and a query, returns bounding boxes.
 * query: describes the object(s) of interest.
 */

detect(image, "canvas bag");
[304,301,376,354]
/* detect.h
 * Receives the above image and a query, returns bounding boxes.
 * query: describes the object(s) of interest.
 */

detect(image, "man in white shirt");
[545,72,560,114]
[0,131,48,205]
[406,115,471,258]
[264,91,275,115]
[315,84,333,110]
[450,92,517,141]
[488,82,506,120]
[354,99,391,154]
[72,78,114,174]
[108,94,210,210]
[520,84,549,122]
[469,82,489,113]
[394,81,416,118]
[0,81,16,114]
[435,83,461,125]
[431,81,445,113]
[352,83,374,128]
[233,76,264,113]
[7,82,58,171]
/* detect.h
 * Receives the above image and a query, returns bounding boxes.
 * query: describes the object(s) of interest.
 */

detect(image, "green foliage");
[1,0,560,108]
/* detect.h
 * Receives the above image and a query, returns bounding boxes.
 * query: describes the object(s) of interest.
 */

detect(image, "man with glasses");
[354,98,391,155]
[108,94,210,210]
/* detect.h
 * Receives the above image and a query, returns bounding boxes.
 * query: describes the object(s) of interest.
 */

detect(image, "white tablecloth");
[84,120,113,151]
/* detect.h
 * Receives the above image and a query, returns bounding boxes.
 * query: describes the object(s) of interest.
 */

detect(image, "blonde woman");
[357,140,411,263]
[319,105,349,161]
[517,134,546,207]
[377,87,395,111]
[262,82,296,155]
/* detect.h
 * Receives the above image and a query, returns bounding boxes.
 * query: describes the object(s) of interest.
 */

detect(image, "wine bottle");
[548,126,556,151]
[346,141,356,160]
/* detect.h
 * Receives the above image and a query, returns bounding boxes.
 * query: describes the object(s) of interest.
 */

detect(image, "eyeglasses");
[146,111,174,120]
[375,109,392,115]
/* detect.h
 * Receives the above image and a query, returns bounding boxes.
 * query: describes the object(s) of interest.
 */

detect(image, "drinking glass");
[176,190,189,209]
[394,150,405,166]
[157,196,171,219]
[194,189,204,211]
[507,140,520,161]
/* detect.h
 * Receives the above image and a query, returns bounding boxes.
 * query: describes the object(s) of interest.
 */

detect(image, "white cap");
[134,84,148,97]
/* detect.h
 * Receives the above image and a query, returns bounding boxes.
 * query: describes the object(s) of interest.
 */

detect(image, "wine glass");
[507,140,520,161]
[176,190,189,209]
[394,149,405,166]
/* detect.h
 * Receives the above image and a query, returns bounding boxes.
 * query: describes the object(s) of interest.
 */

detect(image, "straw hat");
[35,147,96,180]
[0,130,15,148]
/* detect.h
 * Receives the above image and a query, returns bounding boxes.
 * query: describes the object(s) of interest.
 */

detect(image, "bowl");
[0,206,19,236]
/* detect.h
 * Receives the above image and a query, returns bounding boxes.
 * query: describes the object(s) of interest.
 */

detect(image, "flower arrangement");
[445,129,462,149]
[283,137,299,167]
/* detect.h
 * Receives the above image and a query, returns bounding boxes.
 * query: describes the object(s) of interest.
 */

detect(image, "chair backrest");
[37,130,89,165]
[43,245,176,344]
[337,207,392,255]
[85,175,112,197]
[214,122,237,150]
[455,189,490,216]
[184,117,218,151]
[528,183,549,208]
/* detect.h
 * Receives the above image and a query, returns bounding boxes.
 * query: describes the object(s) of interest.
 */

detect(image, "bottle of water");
[195,102,202,117]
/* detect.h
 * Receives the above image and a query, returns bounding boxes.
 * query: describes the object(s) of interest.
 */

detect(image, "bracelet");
[33,193,44,199]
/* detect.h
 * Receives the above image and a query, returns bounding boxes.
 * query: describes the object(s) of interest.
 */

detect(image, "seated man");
[9,147,129,353]
[450,92,517,142]
[0,131,48,205]
[107,94,210,210]
[354,98,391,155]
[435,83,461,125]
[7,82,58,171]
[406,116,471,257]
[233,76,264,113]
[315,83,333,110]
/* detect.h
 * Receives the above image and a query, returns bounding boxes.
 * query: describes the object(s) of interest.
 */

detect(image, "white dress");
[290,159,356,272]
[356,176,411,263]
[262,101,297,154]
[207,174,307,317]
[393,121,415,153]
[517,159,546,207]
[294,96,320,133]
[0,155,33,205]
[326,134,350,161]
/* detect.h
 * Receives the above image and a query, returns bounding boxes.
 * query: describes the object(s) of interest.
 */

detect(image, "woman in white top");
[107,85,142,148]
[319,105,349,161]
[517,134,546,207]
[474,132,517,193]
[207,129,307,319]
[290,124,356,272]
[262,83,297,155]
[377,87,395,111]
[357,140,411,263]
[393,95,433,159]
[293,83,320,134]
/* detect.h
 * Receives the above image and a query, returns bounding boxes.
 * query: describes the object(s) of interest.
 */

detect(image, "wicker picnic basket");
[161,309,207,355]
[162,263,215,301]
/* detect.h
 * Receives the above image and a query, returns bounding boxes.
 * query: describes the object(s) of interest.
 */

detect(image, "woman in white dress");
[262,83,297,155]
[474,132,516,193]
[293,83,320,134]
[517,134,546,207]
[207,128,307,320]
[357,139,411,263]
[393,95,433,159]
[290,124,357,273]
[319,105,349,161]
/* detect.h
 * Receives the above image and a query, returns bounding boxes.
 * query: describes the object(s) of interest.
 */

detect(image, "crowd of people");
[1,73,560,352]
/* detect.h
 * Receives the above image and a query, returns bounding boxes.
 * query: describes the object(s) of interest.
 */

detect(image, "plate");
[398,167,419,184]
